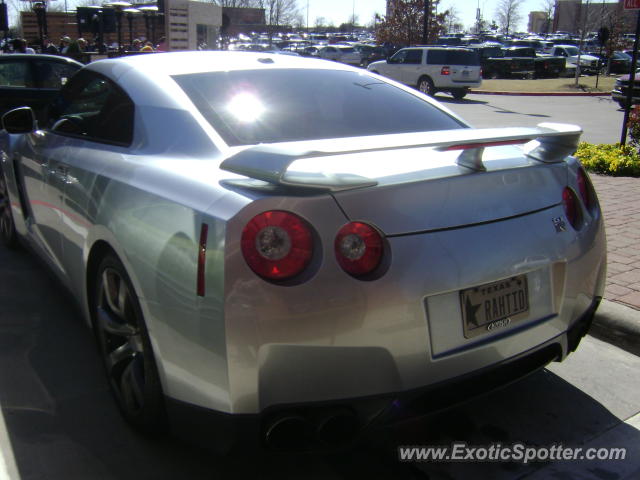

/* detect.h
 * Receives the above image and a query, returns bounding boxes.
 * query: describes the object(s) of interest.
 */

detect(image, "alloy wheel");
[96,267,147,416]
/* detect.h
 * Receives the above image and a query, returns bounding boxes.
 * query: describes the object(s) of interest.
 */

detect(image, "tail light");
[562,187,580,229]
[241,211,313,280]
[441,66,450,75]
[335,222,383,277]
[576,167,592,210]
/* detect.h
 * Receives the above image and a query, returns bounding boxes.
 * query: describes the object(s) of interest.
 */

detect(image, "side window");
[34,61,79,89]
[49,71,134,146]
[389,49,408,64]
[404,49,423,64]
[426,50,447,65]
[0,60,34,87]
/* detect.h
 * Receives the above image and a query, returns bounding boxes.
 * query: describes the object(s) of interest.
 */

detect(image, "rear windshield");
[427,49,480,66]
[173,69,464,146]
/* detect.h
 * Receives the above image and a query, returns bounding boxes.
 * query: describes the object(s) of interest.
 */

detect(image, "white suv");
[367,47,482,99]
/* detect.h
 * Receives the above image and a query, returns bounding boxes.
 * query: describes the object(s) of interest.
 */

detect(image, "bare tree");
[256,0,299,34]
[442,3,461,34]
[210,0,259,7]
[540,0,554,34]
[494,0,523,36]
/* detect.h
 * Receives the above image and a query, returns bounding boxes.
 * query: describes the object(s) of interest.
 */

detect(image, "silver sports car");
[0,52,606,451]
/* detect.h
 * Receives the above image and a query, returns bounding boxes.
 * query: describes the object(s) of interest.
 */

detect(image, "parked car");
[355,44,388,67]
[551,45,601,74]
[611,71,640,107]
[504,47,566,78]
[367,46,482,99]
[0,51,605,452]
[317,45,362,66]
[0,54,83,123]
[606,51,632,74]
[472,44,535,79]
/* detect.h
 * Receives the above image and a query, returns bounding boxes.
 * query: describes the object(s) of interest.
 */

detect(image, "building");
[552,0,639,35]
[528,11,549,33]
[221,7,265,36]
[164,0,221,50]
[21,8,164,50]
[19,2,265,52]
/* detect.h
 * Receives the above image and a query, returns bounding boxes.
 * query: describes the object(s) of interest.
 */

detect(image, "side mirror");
[2,107,36,134]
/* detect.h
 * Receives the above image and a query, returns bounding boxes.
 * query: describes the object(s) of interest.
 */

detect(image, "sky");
[309,0,542,32]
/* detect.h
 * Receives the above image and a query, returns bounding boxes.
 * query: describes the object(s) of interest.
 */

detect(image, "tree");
[540,0,554,34]
[376,0,446,45]
[256,0,299,35]
[210,0,258,6]
[494,0,523,36]
[442,3,462,34]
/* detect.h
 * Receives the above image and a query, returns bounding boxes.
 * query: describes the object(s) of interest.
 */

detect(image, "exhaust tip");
[264,414,314,450]
[316,410,359,446]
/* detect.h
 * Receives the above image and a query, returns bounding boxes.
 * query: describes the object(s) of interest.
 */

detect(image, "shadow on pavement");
[0,244,637,479]
[436,97,488,105]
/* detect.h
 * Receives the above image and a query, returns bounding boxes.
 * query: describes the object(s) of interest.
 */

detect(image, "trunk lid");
[329,146,567,235]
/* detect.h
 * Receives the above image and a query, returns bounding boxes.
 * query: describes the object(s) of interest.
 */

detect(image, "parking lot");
[0,94,638,479]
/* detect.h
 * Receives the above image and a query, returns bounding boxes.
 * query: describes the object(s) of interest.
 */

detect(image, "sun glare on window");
[227,92,265,123]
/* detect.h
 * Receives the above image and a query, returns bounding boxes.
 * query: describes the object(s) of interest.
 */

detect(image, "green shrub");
[575,142,640,177]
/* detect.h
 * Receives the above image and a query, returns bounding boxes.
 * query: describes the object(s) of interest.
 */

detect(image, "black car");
[606,51,632,74]
[0,54,83,123]
[611,72,640,108]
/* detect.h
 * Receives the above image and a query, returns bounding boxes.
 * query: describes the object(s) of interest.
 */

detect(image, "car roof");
[0,54,83,67]
[86,51,355,78]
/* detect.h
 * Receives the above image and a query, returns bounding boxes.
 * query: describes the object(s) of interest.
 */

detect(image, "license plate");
[462,70,469,76]
[460,275,529,339]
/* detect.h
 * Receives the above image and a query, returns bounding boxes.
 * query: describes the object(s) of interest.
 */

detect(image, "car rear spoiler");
[219,122,582,192]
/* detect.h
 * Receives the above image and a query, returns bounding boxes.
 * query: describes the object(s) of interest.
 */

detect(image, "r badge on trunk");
[553,217,566,232]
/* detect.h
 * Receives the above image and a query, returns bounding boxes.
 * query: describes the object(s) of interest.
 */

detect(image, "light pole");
[32,1,47,51]
[124,7,140,51]
[107,1,131,54]
[139,6,158,46]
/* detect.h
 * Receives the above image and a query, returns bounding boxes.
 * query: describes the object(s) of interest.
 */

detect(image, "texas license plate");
[460,275,529,339]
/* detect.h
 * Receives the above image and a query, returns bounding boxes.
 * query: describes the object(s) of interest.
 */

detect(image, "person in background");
[132,38,142,51]
[156,37,167,52]
[12,38,35,54]
[60,36,71,54]
[43,37,59,55]
[140,41,154,52]
[66,38,87,63]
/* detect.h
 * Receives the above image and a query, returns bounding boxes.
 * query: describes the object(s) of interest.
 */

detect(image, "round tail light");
[241,211,313,280]
[576,168,591,210]
[334,222,383,277]
[562,187,580,229]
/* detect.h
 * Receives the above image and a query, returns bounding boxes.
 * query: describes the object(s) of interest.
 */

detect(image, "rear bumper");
[166,296,601,452]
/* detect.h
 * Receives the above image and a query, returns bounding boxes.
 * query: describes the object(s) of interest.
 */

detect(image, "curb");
[470,90,611,96]
[590,299,640,355]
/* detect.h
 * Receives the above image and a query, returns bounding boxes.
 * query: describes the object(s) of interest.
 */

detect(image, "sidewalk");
[591,174,640,308]
[589,174,640,352]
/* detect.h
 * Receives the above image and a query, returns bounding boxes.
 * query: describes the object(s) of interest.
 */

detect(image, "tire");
[417,76,435,97]
[0,169,18,249]
[93,254,167,432]
[451,89,467,100]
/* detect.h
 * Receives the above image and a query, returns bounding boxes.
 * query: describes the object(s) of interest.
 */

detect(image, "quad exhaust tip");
[264,409,359,450]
